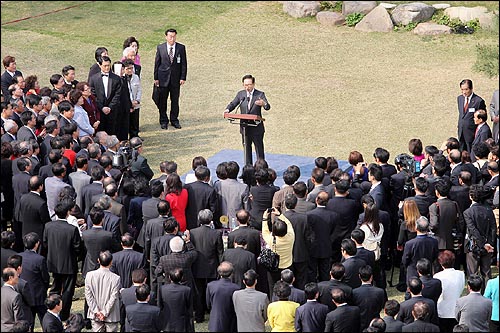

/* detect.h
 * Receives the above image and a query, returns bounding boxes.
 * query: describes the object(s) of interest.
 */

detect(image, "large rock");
[432,3,451,10]
[342,1,377,16]
[380,3,397,10]
[444,6,496,29]
[316,11,345,25]
[391,2,435,26]
[283,1,321,18]
[355,5,394,32]
[413,22,452,35]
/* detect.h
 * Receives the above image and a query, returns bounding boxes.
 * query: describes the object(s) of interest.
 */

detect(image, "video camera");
[394,153,422,199]
[112,140,134,169]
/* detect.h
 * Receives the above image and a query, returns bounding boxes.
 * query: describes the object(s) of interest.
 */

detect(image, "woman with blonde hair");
[397,199,420,251]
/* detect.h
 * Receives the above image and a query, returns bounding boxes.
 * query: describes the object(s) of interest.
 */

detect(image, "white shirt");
[101,73,109,98]
[434,268,465,318]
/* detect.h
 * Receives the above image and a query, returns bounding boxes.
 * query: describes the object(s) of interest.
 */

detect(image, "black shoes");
[160,123,168,130]
[172,123,182,129]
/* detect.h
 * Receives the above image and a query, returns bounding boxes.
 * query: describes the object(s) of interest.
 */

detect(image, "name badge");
[177,55,181,64]
[468,108,475,113]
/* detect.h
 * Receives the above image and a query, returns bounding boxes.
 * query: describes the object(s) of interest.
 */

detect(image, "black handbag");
[258,235,280,272]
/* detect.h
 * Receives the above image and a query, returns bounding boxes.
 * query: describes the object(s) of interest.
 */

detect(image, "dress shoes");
[160,123,168,130]
[172,123,182,129]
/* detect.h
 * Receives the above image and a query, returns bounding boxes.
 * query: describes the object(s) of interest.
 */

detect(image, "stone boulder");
[283,1,321,18]
[444,6,496,29]
[391,2,435,26]
[380,3,397,10]
[413,22,452,35]
[342,1,377,16]
[432,4,451,10]
[355,5,394,33]
[316,11,345,26]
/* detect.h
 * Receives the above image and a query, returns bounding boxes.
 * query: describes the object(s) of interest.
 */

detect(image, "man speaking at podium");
[224,74,271,165]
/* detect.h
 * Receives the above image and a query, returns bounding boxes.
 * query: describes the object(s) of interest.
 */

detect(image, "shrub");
[473,43,499,78]
[431,11,450,25]
[320,1,342,12]
[345,12,364,27]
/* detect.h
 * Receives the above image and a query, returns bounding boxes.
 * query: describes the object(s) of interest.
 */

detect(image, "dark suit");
[402,319,440,332]
[402,235,439,284]
[457,92,487,152]
[326,196,360,263]
[89,71,122,135]
[1,157,13,226]
[225,88,271,163]
[158,282,193,332]
[248,184,277,230]
[15,277,35,326]
[294,300,329,332]
[15,192,51,239]
[1,69,23,99]
[1,284,25,332]
[17,125,37,142]
[81,181,103,216]
[352,284,386,331]
[471,123,492,161]
[271,285,306,305]
[342,256,367,289]
[400,195,432,219]
[227,225,261,259]
[294,197,316,214]
[81,227,115,277]
[12,171,31,210]
[325,304,360,333]
[1,132,16,143]
[110,249,145,289]
[403,276,442,309]
[222,247,256,288]
[142,216,168,261]
[429,198,464,250]
[306,206,337,282]
[318,279,353,311]
[41,311,63,333]
[153,41,187,127]
[184,180,220,230]
[19,249,50,322]
[125,302,162,332]
[137,197,161,247]
[150,232,179,296]
[206,278,240,332]
[155,241,198,290]
[398,295,438,325]
[130,155,154,181]
[355,247,375,270]
[384,315,405,332]
[449,185,472,214]
[86,211,121,247]
[1,248,17,271]
[369,183,386,211]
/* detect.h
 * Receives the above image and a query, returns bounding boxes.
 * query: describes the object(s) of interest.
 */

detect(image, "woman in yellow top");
[267,281,299,332]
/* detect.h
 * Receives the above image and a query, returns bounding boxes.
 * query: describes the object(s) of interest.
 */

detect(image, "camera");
[112,141,134,168]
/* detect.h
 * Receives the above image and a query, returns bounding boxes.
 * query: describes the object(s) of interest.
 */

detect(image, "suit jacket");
[41,311,64,332]
[271,285,306,305]
[490,89,499,142]
[306,207,337,259]
[222,247,256,288]
[402,235,439,284]
[355,247,375,269]
[206,278,240,332]
[326,196,360,254]
[284,209,313,263]
[369,183,386,210]
[110,249,145,289]
[471,123,492,161]
[455,292,492,332]
[156,241,198,290]
[398,295,438,325]
[81,227,115,277]
[68,170,91,209]
[449,185,472,214]
[137,197,160,247]
[15,277,34,325]
[400,195,432,219]
[225,88,270,137]
[130,155,154,181]
[352,284,386,331]
[294,197,316,214]
[16,125,36,142]
[342,256,367,289]
[384,315,405,332]
[184,180,220,230]
[88,71,122,118]
[190,225,223,279]
[12,171,31,209]
[419,276,442,308]
[232,288,269,332]
[294,300,329,332]
[43,219,81,274]
[19,250,50,306]
[84,267,121,323]
[214,178,249,222]
[44,176,71,219]
[1,69,23,98]
[81,182,103,216]
[402,319,439,332]
[457,93,487,147]
[154,42,187,87]
[158,282,193,332]
[429,198,464,250]
[1,285,24,332]
[1,132,16,143]
[150,232,179,291]
[318,279,353,311]
[125,302,161,332]
[325,304,360,333]
[227,225,261,259]
[1,248,17,272]
[142,216,168,261]
[15,191,51,238]
[463,202,496,251]
[86,211,121,246]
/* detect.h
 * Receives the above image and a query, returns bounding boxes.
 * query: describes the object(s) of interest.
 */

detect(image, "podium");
[224,113,265,166]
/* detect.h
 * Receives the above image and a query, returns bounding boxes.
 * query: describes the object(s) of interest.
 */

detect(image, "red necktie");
[463,97,469,114]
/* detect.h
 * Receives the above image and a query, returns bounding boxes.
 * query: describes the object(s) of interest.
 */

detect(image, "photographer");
[129,137,153,181]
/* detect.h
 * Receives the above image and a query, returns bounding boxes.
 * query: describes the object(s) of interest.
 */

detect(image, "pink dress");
[165,188,188,231]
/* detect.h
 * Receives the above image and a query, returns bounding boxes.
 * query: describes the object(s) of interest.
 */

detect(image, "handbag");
[258,235,280,272]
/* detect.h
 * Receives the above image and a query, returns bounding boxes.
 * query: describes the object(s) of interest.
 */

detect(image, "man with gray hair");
[88,194,121,245]
[103,135,120,160]
[1,119,17,143]
[189,209,223,322]
[155,234,198,291]
[402,216,439,285]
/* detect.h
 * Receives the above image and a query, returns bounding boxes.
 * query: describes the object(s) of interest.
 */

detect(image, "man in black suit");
[19,232,50,326]
[224,74,271,164]
[57,101,76,130]
[227,209,261,259]
[350,229,375,269]
[157,267,193,332]
[88,195,121,247]
[137,181,163,249]
[119,269,150,331]
[184,166,220,230]
[283,194,313,290]
[402,301,440,332]
[88,55,122,135]
[142,201,170,263]
[16,110,37,143]
[12,157,32,251]
[457,79,487,153]
[485,160,499,188]
[7,255,35,329]
[206,262,240,332]
[80,165,105,216]
[125,284,161,332]
[404,258,442,309]
[341,239,367,289]
[449,170,472,215]
[1,55,23,99]
[293,181,316,214]
[222,235,255,289]
[352,265,386,331]
[383,300,405,332]
[307,192,337,282]
[110,234,145,290]
[190,209,223,322]
[318,263,353,311]
[1,231,17,271]
[129,137,154,182]
[398,277,438,325]
[153,28,187,129]
[470,110,492,161]
[41,294,64,333]
[324,288,361,333]
[294,282,329,332]
[42,200,82,321]
[270,269,306,305]
[16,176,51,240]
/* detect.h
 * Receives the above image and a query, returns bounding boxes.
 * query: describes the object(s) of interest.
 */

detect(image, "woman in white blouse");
[70,87,98,138]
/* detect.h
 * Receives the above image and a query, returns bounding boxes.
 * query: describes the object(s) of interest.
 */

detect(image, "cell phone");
[266,208,273,213]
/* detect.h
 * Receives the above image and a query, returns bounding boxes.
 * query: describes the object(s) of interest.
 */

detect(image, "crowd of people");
[0,35,499,333]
